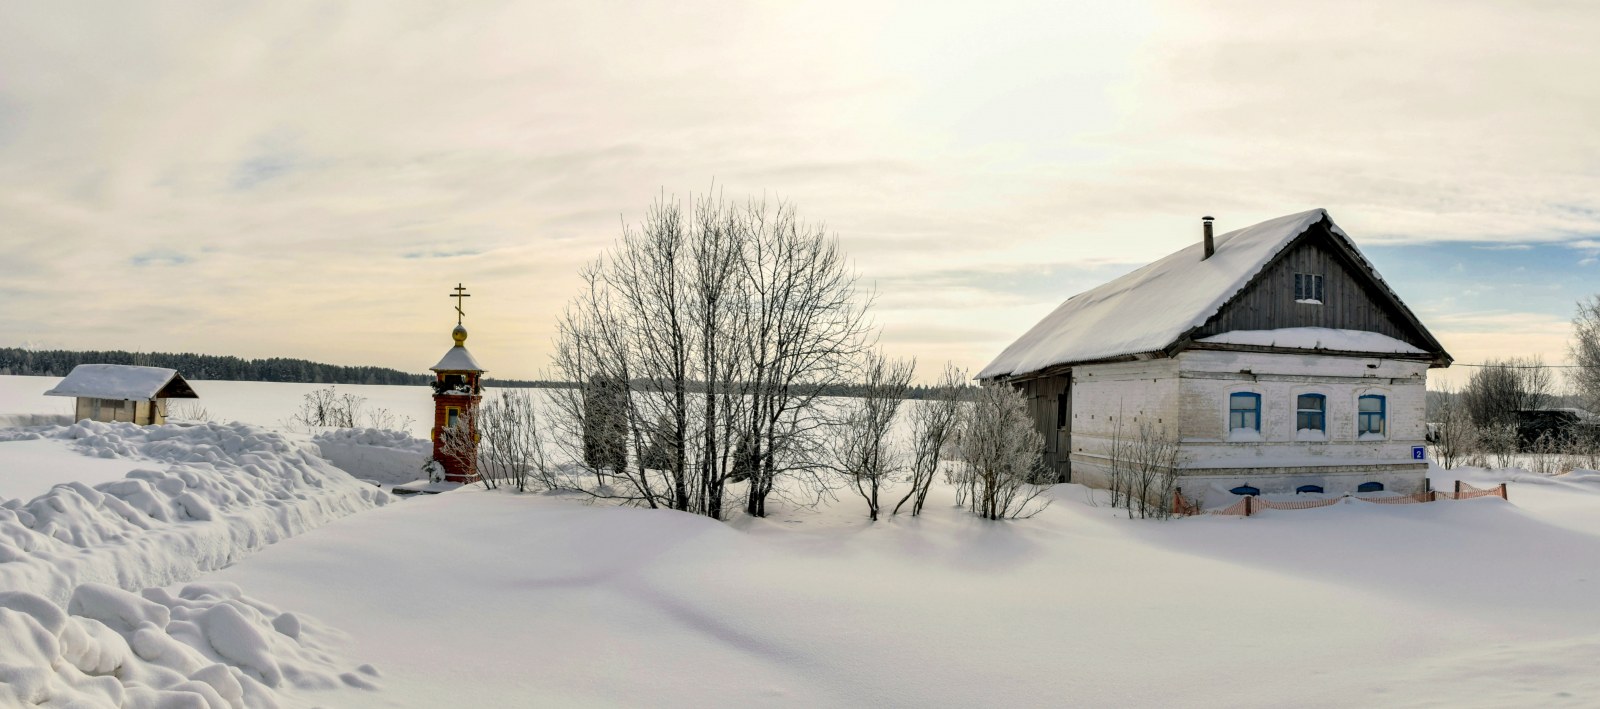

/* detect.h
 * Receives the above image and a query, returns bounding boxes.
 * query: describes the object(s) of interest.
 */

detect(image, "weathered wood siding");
[1192,224,1431,350]
[1014,374,1072,481]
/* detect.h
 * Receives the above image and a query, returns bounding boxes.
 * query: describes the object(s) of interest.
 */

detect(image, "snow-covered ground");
[3,375,1600,707]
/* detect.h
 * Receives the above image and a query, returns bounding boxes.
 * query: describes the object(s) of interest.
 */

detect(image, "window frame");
[1229,392,1262,432]
[1358,394,1386,436]
[1296,393,1327,432]
[1230,485,1261,496]
[1295,484,1324,494]
[1294,272,1325,303]
[1357,481,1385,493]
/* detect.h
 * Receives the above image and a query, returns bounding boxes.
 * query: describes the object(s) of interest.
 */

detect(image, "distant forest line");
[0,347,972,399]
[0,347,559,389]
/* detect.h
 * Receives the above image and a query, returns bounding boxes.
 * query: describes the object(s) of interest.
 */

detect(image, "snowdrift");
[0,582,380,707]
[0,420,392,706]
[0,420,391,604]
[312,428,431,487]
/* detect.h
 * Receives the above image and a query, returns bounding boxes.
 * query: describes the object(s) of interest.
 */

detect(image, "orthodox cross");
[450,283,471,325]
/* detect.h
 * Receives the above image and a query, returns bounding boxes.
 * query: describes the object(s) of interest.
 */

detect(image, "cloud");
[2,1,1599,378]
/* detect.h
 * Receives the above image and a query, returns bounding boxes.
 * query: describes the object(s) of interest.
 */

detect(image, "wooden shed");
[44,364,199,425]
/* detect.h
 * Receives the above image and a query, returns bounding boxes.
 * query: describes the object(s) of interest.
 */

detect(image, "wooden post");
[1244,495,1254,517]
[1427,490,1436,502]
[1455,479,1462,497]
[1498,483,1508,500]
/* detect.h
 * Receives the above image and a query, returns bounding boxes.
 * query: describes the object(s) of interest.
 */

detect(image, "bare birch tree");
[546,192,873,519]
[830,353,914,521]
[894,363,967,517]
[735,200,873,518]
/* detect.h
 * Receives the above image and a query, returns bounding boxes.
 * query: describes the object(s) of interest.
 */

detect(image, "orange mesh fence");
[1255,497,1342,511]
[1353,491,1433,504]
[1193,480,1505,517]
[1211,497,1252,516]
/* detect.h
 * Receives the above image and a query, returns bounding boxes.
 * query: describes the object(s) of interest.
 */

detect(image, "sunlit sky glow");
[2,1,1597,386]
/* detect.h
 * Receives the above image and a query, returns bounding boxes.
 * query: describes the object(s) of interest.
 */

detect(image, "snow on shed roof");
[44,364,199,400]
[431,346,485,372]
[979,209,1340,379]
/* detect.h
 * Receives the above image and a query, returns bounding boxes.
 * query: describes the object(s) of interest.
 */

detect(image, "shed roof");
[44,364,199,400]
[431,346,485,373]
[978,208,1443,379]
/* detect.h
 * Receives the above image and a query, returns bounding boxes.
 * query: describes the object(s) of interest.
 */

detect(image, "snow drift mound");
[0,581,380,707]
[312,428,431,487]
[0,420,391,603]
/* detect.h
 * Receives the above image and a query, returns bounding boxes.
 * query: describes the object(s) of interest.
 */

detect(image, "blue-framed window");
[1357,481,1384,493]
[1230,485,1260,496]
[1296,394,1326,432]
[1295,273,1324,301]
[1296,484,1324,494]
[1358,395,1386,436]
[1229,392,1261,431]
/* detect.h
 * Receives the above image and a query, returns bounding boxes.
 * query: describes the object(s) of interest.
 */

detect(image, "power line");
[1450,362,1586,369]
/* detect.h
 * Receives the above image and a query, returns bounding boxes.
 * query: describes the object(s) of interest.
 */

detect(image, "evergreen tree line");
[0,347,435,386]
[0,346,974,397]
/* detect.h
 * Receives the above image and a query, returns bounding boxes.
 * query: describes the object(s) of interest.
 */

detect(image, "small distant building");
[1515,408,1598,450]
[44,364,199,425]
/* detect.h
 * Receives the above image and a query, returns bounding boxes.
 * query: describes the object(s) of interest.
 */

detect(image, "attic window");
[1294,273,1324,303]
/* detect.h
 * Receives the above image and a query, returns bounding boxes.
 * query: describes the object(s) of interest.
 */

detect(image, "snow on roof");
[43,364,197,400]
[431,345,485,372]
[1196,328,1425,355]
[979,209,1340,379]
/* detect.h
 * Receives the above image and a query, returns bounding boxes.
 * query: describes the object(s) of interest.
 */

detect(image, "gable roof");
[978,209,1447,380]
[431,345,485,373]
[44,364,199,400]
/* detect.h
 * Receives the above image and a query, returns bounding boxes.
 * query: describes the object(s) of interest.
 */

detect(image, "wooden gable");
[1180,217,1451,365]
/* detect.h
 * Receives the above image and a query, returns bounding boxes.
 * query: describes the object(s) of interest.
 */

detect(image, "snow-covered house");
[979,209,1451,498]
[44,364,199,425]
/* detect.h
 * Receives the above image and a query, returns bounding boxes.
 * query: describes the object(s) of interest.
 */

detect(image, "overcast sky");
[2,1,1597,385]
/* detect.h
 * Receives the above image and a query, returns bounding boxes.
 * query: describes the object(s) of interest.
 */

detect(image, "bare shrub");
[168,402,212,423]
[476,390,548,492]
[958,383,1050,520]
[288,386,365,429]
[1106,412,1183,520]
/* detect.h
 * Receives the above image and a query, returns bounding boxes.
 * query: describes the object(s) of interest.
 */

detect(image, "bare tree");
[1106,411,1183,519]
[1428,382,1477,470]
[475,390,548,492]
[958,383,1050,520]
[546,193,873,519]
[1463,356,1553,431]
[830,353,914,521]
[1575,295,1600,414]
[894,364,967,517]
[736,200,875,518]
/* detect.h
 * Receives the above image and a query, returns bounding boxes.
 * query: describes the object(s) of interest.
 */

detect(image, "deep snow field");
[2,374,1600,708]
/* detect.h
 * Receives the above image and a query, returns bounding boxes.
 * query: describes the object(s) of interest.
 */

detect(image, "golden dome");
[452,324,468,346]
